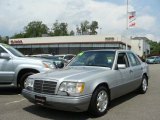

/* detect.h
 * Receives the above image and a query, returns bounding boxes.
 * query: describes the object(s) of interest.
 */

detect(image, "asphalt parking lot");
[0,64,160,120]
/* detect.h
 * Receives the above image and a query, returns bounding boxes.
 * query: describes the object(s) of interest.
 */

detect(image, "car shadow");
[23,105,90,120]
[0,87,21,95]
[109,91,138,109]
[23,91,138,119]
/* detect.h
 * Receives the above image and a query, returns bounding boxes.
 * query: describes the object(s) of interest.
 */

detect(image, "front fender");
[83,70,121,100]
[13,64,46,86]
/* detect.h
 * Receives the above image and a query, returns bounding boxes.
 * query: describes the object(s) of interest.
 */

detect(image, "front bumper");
[22,89,92,112]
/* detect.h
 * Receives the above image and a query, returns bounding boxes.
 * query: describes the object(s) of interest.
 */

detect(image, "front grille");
[34,80,57,95]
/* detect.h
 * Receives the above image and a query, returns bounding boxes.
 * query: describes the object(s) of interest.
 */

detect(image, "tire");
[88,86,109,117]
[19,72,35,89]
[138,75,148,94]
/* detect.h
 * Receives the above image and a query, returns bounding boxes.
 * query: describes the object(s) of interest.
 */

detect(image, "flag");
[128,11,136,28]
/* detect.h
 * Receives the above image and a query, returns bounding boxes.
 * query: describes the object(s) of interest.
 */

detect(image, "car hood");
[29,66,110,81]
[15,56,53,63]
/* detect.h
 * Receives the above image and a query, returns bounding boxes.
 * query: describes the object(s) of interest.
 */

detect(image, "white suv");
[0,43,55,89]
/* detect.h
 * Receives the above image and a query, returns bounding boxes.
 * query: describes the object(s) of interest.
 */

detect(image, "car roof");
[83,49,132,52]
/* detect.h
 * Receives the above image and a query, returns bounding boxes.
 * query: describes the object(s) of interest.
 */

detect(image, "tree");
[69,30,75,36]
[0,35,2,42]
[0,35,9,44]
[24,21,49,37]
[148,40,160,55]
[80,20,90,35]
[52,20,69,36]
[89,21,98,35]
[78,20,99,35]
[11,33,25,38]
[59,23,68,36]
[5,36,9,44]
[76,25,81,35]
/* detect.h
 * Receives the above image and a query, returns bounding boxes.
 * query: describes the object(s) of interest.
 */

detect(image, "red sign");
[11,40,23,44]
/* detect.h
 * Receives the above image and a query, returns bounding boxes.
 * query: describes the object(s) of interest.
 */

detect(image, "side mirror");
[117,64,126,69]
[0,53,11,59]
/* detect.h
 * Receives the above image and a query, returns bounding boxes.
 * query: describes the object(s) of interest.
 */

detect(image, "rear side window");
[117,53,129,68]
[127,52,141,66]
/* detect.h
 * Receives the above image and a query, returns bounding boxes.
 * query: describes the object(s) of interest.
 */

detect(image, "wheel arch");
[143,73,149,84]
[92,82,111,101]
[17,68,39,86]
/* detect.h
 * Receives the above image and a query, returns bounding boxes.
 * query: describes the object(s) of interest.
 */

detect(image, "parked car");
[55,54,75,62]
[22,50,149,117]
[30,54,67,68]
[0,43,55,89]
[146,56,160,64]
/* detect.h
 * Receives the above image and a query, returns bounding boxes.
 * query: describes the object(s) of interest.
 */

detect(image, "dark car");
[30,54,67,68]
[55,54,75,62]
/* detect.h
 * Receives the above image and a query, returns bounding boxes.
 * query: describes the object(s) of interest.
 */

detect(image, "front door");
[111,52,134,99]
[0,46,14,84]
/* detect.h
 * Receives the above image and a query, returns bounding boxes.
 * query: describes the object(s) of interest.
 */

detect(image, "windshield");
[69,51,115,68]
[2,44,24,57]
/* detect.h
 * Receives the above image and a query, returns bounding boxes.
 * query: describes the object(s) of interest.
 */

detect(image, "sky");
[0,0,159,41]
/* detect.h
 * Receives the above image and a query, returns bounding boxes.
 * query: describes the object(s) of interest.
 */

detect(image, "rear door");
[127,52,143,88]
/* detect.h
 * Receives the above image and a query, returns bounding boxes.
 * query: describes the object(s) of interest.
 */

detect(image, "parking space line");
[5,98,26,105]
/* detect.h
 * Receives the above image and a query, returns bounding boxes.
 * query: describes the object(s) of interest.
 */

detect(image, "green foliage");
[12,21,49,38]
[11,20,99,38]
[76,25,81,35]
[11,33,25,38]
[0,36,9,44]
[70,30,75,36]
[24,21,49,37]
[81,20,90,35]
[148,40,160,55]
[77,20,99,35]
[51,20,68,36]
[90,21,98,35]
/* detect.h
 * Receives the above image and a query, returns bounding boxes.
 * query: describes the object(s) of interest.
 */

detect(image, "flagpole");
[126,0,128,30]
[126,0,128,50]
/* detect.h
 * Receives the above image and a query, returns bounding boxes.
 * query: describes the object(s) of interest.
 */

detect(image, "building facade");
[9,35,131,55]
[131,37,150,57]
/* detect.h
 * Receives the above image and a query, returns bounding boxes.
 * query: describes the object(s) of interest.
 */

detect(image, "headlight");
[43,62,55,69]
[58,82,85,95]
[25,78,34,90]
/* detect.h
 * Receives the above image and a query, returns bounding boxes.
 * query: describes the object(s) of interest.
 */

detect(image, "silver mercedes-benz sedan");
[22,49,149,117]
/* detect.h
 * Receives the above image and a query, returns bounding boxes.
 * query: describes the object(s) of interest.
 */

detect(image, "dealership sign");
[105,37,114,41]
[11,40,23,44]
